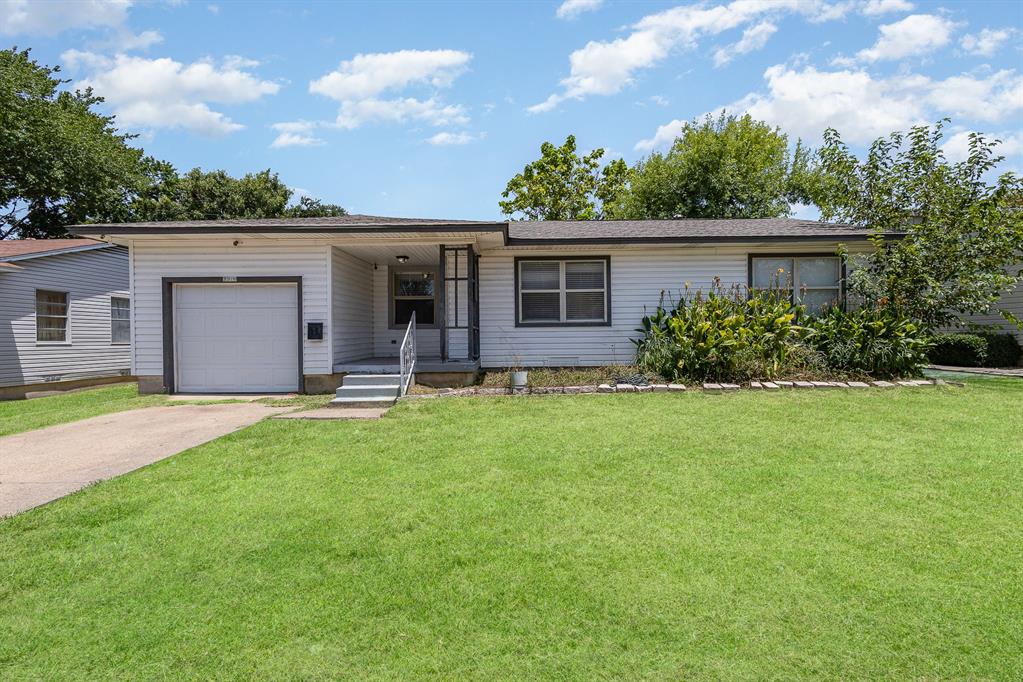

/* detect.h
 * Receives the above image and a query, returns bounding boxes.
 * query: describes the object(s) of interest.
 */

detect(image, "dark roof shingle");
[506,218,876,243]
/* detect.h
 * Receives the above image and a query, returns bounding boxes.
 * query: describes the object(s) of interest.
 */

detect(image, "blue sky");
[4,0,1022,219]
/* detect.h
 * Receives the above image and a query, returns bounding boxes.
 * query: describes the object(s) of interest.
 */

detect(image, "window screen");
[392,271,436,326]
[111,296,130,344]
[36,290,69,342]
[751,255,842,314]
[518,259,608,324]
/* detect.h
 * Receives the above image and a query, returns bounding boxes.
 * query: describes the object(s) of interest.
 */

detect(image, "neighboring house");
[71,215,884,394]
[951,262,1023,345]
[0,239,131,398]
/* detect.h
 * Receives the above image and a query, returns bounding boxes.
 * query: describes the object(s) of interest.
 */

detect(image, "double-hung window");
[111,296,130,344]
[517,258,609,325]
[391,270,436,327]
[36,290,69,343]
[750,255,843,314]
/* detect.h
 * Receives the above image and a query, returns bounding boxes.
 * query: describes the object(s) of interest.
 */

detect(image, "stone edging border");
[408,378,960,399]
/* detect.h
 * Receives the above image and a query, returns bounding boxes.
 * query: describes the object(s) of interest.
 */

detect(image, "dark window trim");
[161,276,303,394]
[388,265,439,330]
[35,288,71,344]
[514,256,612,328]
[746,252,846,309]
[110,295,131,346]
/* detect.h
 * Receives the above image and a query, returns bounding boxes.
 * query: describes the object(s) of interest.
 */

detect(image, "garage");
[173,283,300,393]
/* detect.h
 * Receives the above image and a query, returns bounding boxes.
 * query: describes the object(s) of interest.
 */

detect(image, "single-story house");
[0,239,131,399]
[69,214,897,395]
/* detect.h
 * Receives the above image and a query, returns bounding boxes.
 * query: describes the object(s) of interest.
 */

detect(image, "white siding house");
[0,241,130,395]
[73,215,945,393]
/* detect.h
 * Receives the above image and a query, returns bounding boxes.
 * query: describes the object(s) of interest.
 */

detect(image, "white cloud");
[960,28,1016,57]
[0,0,130,36]
[309,49,472,130]
[114,29,163,50]
[62,52,279,135]
[636,65,1023,150]
[856,14,957,62]
[270,121,324,148]
[426,131,482,145]
[556,0,603,20]
[310,49,470,100]
[713,20,777,67]
[861,0,913,16]
[334,97,469,129]
[942,130,1023,163]
[207,4,219,14]
[530,0,853,112]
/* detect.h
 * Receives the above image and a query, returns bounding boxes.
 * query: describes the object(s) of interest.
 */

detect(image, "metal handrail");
[399,311,416,397]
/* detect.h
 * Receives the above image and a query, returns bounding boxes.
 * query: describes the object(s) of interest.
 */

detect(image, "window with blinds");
[517,258,609,325]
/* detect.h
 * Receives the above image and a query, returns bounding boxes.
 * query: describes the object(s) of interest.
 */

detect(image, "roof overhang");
[0,241,114,263]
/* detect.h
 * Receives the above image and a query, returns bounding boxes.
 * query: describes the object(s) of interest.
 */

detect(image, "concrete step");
[329,396,396,409]
[342,373,401,387]
[335,385,400,399]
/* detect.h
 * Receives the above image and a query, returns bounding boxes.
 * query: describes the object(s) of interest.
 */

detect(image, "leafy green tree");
[283,196,348,218]
[808,120,1023,330]
[499,135,624,220]
[128,168,347,221]
[0,47,147,238]
[606,113,809,220]
[128,168,291,221]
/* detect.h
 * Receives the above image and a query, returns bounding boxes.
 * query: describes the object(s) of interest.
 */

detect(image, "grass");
[0,383,167,437]
[1,377,1021,679]
[477,364,661,389]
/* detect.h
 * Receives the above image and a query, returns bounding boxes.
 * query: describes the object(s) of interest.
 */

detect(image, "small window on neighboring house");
[751,255,843,314]
[111,297,130,344]
[392,270,436,327]
[517,258,610,325]
[36,290,69,342]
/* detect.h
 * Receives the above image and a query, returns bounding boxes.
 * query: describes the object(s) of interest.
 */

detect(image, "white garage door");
[174,283,299,393]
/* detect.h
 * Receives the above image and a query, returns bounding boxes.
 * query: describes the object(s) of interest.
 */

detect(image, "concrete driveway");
[0,403,286,517]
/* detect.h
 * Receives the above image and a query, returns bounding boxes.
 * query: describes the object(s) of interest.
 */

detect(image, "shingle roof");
[71,215,888,243]
[506,218,877,243]
[77,214,504,230]
[0,239,107,260]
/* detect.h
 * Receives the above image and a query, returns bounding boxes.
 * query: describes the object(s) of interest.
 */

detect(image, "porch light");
[396,255,409,263]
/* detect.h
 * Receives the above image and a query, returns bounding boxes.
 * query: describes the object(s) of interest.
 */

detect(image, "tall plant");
[807,120,1023,330]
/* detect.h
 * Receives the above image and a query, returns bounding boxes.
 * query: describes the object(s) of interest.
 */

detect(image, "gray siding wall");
[478,243,867,368]
[952,263,1023,345]
[131,240,331,378]
[0,246,130,388]
[372,266,441,357]
[331,247,374,363]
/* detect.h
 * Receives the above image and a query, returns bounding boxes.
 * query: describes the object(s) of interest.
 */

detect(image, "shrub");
[974,331,1022,367]
[927,334,989,367]
[634,282,804,382]
[803,306,932,378]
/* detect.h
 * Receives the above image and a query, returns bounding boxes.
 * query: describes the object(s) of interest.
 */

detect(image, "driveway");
[0,403,286,517]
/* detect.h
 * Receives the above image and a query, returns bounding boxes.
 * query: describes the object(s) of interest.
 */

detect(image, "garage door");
[174,283,299,393]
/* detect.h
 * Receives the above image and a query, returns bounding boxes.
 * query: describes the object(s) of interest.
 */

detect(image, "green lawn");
[1,379,1021,679]
[0,383,166,437]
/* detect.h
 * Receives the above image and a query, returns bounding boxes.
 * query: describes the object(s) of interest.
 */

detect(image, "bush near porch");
[633,282,931,382]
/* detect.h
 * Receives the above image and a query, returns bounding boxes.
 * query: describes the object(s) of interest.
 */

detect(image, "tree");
[499,135,625,220]
[283,196,348,218]
[127,167,347,221]
[807,120,1023,330]
[0,47,148,238]
[605,113,810,220]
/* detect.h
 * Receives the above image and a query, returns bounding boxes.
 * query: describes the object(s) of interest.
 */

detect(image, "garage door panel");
[175,283,299,393]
